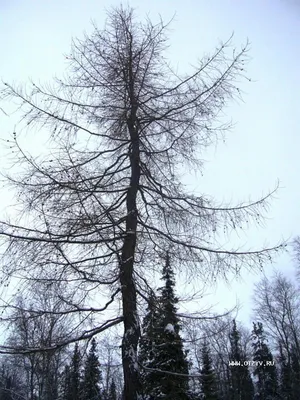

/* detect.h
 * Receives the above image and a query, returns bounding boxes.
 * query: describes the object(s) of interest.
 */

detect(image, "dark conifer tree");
[0,363,23,400]
[251,322,278,399]
[0,365,13,400]
[139,291,160,397]
[139,253,189,399]
[62,365,71,400]
[278,341,293,400]
[200,340,218,400]
[223,364,233,400]
[229,319,254,400]
[108,379,117,400]
[81,338,102,400]
[290,345,300,400]
[65,343,82,400]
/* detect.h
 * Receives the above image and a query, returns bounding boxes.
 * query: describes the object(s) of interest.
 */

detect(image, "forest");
[0,4,296,400]
[1,256,300,399]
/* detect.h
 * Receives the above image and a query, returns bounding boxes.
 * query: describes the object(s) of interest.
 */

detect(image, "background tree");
[278,341,293,400]
[253,273,300,359]
[0,363,24,400]
[290,344,300,400]
[3,284,71,400]
[62,364,72,400]
[139,254,189,399]
[65,343,82,400]
[0,5,284,399]
[251,322,278,399]
[97,334,123,398]
[203,318,232,400]
[229,319,254,400]
[107,378,117,400]
[139,291,160,397]
[199,340,219,400]
[184,311,251,400]
[81,338,102,400]
[252,272,300,399]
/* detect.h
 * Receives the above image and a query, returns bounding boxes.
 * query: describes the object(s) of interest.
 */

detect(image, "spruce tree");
[65,343,81,400]
[251,322,278,399]
[81,338,102,400]
[278,341,293,400]
[139,253,189,399]
[0,364,16,400]
[139,291,160,397]
[108,379,117,400]
[62,365,71,400]
[229,319,254,400]
[290,345,300,400]
[200,340,218,400]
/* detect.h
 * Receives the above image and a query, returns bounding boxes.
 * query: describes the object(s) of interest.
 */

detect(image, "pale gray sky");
[0,0,299,326]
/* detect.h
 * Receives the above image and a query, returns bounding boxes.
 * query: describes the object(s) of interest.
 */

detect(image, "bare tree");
[4,284,73,400]
[253,272,300,362]
[184,313,248,399]
[97,333,123,397]
[0,6,284,399]
[293,236,300,281]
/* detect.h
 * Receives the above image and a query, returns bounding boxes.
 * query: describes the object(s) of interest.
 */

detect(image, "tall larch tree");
[0,5,285,399]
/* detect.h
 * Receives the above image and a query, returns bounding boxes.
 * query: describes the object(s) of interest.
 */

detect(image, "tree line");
[1,257,300,399]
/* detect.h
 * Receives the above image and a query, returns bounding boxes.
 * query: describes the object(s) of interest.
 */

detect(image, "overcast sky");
[0,0,299,327]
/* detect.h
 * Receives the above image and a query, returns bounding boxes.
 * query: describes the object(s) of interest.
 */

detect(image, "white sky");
[0,0,300,327]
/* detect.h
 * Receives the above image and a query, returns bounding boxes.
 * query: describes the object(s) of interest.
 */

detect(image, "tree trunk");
[120,185,140,398]
[120,102,141,398]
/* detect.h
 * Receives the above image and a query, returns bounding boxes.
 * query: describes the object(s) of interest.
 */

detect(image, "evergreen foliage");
[0,365,15,400]
[4,266,300,400]
[81,338,102,400]
[139,291,160,396]
[290,345,300,400]
[139,253,189,399]
[251,322,278,399]
[277,341,300,400]
[62,365,71,400]
[65,343,82,400]
[278,341,293,400]
[0,363,24,400]
[229,319,254,400]
[108,379,117,400]
[199,340,218,400]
